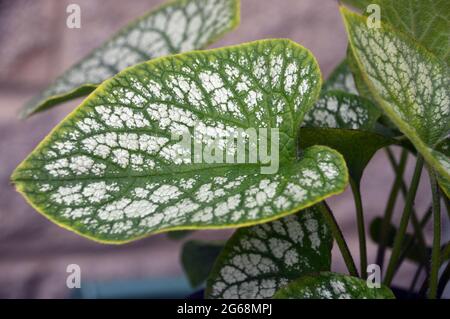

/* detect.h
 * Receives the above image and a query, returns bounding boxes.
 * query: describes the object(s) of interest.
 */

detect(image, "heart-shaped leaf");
[181,240,225,288]
[341,0,450,66]
[341,8,450,183]
[205,206,332,299]
[21,0,240,118]
[273,271,395,299]
[12,39,349,243]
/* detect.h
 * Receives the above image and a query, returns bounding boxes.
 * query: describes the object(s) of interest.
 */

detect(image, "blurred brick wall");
[0,0,440,298]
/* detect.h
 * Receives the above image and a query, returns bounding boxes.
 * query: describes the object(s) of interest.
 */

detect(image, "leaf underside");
[12,39,348,243]
[273,271,395,299]
[205,206,332,299]
[299,128,392,183]
[342,8,450,183]
[21,0,240,118]
[181,240,225,287]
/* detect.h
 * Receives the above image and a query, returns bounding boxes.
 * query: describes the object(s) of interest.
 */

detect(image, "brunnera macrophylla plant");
[11,0,450,299]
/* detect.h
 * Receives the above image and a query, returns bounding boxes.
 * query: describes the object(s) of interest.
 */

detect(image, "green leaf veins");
[342,8,450,183]
[341,0,450,66]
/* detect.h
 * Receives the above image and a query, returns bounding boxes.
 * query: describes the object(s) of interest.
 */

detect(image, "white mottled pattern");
[206,207,331,299]
[23,0,239,117]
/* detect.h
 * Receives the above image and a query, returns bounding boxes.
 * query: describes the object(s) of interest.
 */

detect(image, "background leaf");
[205,206,332,299]
[12,39,348,243]
[21,0,240,118]
[273,271,395,299]
[181,240,224,287]
[322,59,358,95]
[303,91,380,131]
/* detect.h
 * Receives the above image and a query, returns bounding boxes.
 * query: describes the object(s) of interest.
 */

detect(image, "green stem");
[384,155,424,286]
[419,243,450,296]
[392,157,430,273]
[318,201,359,277]
[350,179,367,279]
[428,168,441,299]
[437,262,450,299]
[396,206,431,271]
[408,264,423,295]
[376,148,408,268]
[444,197,450,224]
[441,243,450,263]
[385,148,429,274]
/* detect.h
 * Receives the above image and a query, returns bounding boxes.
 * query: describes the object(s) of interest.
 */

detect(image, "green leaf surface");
[303,91,380,131]
[21,0,240,118]
[181,240,225,287]
[341,0,450,66]
[205,206,332,299]
[12,39,349,243]
[342,8,450,183]
[273,271,395,299]
[299,128,392,183]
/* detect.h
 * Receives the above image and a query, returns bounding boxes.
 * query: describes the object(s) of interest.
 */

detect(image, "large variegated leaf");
[341,8,450,183]
[273,272,395,299]
[341,0,450,66]
[12,39,349,243]
[205,206,332,299]
[21,0,240,118]
[181,240,224,287]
